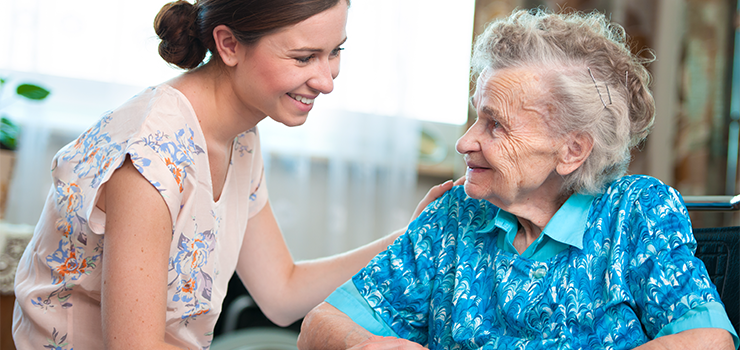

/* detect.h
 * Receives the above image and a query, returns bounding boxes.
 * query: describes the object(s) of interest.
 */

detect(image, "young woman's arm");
[234,199,400,327]
[101,157,179,349]
[236,179,458,326]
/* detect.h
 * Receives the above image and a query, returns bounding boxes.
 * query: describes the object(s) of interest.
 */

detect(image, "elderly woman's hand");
[348,336,426,350]
[298,302,427,350]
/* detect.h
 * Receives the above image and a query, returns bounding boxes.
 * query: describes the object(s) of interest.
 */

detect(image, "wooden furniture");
[0,222,34,350]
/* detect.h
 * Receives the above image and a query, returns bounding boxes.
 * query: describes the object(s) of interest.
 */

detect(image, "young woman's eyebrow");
[290,37,347,53]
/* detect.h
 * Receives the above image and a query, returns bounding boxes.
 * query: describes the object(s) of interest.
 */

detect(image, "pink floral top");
[13,84,268,349]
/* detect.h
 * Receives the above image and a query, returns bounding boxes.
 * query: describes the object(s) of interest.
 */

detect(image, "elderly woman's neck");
[509,192,571,255]
[512,219,545,254]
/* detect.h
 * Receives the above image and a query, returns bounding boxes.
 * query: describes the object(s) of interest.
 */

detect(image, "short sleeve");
[84,130,193,234]
[325,280,400,337]
[348,189,463,344]
[624,182,737,343]
[54,91,191,235]
[350,228,432,343]
[656,301,738,348]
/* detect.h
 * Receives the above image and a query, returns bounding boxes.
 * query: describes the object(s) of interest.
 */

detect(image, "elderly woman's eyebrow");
[479,105,504,123]
[479,105,495,116]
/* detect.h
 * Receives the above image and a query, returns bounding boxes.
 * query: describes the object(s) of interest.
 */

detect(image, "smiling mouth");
[288,93,315,105]
[466,163,492,172]
[465,161,485,169]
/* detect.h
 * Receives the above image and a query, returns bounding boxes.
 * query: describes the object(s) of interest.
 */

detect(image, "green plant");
[0,117,20,150]
[0,78,51,150]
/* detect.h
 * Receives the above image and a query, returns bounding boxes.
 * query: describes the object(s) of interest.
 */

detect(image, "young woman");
[12,1,454,348]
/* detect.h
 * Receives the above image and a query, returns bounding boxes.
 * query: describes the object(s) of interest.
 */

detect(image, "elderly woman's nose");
[456,127,480,154]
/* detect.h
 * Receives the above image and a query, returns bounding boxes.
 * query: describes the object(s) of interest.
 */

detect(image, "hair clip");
[588,67,612,108]
[625,70,629,91]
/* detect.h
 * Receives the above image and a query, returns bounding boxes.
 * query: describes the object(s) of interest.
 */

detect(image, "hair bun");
[154,0,207,69]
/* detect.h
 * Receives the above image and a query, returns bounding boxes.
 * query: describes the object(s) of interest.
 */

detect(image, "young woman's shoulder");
[110,84,196,131]
[50,84,206,230]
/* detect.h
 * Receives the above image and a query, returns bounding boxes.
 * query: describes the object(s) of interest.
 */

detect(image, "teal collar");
[541,193,594,249]
[479,193,594,258]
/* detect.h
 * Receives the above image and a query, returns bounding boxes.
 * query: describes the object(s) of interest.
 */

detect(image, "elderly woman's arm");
[297,302,425,350]
[634,328,734,350]
[297,302,735,350]
[297,302,371,349]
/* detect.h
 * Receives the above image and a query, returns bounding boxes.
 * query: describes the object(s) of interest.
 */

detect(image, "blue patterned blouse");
[327,175,739,349]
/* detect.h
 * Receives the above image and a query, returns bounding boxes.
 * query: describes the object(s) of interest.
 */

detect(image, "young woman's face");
[232,1,348,127]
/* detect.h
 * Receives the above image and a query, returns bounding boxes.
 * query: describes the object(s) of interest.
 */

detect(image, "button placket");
[532,265,548,280]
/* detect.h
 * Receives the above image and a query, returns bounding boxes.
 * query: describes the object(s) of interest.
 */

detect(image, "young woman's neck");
[168,61,266,147]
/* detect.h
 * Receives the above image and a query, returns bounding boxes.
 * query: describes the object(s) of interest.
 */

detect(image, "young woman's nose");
[308,58,337,94]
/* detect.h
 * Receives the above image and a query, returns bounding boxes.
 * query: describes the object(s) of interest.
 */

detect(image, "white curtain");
[0,0,474,123]
[260,112,420,259]
[0,0,474,258]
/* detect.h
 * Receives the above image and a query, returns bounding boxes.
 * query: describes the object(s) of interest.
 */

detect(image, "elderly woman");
[296,9,739,350]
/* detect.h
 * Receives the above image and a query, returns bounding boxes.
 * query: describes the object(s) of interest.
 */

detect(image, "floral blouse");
[327,176,738,349]
[13,84,268,350]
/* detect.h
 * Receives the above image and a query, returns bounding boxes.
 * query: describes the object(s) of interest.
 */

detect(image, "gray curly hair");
[471,8,655,195]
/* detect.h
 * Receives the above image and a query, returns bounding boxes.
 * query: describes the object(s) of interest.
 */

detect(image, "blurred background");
[0,0,739,348]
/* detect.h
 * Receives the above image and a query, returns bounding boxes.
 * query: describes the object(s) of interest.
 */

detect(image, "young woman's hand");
[410,176,465,223]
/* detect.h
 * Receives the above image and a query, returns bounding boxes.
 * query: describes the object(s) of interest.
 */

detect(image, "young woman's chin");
[274,114,309,127]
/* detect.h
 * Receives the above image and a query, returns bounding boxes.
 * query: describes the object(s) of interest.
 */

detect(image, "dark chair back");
[692,226,740,334]
[683,195,740,333]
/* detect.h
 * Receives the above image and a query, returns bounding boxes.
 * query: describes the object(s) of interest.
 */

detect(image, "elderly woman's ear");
[556,133,593,176]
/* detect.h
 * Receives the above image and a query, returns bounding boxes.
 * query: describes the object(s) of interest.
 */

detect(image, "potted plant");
[0,79,50,219]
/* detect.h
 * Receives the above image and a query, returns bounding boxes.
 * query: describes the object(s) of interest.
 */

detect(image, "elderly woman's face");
[456,67,566,208]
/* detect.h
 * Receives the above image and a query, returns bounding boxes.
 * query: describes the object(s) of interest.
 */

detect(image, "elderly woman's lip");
[466,165,489,172]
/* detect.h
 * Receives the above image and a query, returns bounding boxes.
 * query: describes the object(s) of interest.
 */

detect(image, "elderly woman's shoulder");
[418,184,498,230]
[424,184,497,217]
[599,174,684,210]
[607,174,668,191]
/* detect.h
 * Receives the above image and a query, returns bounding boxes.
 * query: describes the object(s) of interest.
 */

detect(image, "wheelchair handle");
[682,195,740,211]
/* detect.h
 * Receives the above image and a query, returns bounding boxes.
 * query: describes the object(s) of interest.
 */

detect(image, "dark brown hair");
[154,0,347,69]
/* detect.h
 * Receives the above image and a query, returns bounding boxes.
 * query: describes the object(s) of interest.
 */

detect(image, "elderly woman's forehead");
[480,67,541,85]
[474,67,545,101]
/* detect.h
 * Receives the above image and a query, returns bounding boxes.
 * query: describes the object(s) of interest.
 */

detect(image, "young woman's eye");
[295,55,315,64]
[330,47,344,57]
